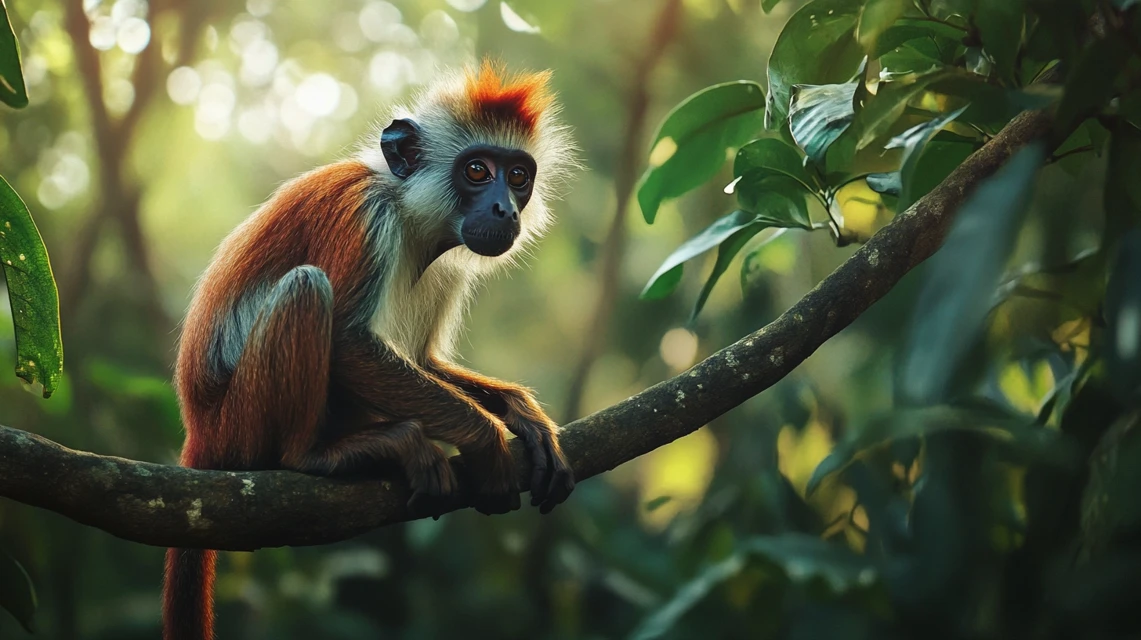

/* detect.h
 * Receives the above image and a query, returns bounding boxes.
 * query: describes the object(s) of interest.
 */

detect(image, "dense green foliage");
[0,0,1140,638]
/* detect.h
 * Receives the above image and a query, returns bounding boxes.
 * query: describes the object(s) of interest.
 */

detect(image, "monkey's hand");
[498,389,575,515]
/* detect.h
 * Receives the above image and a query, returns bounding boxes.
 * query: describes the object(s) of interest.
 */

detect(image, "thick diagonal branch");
[0,107,1055,551]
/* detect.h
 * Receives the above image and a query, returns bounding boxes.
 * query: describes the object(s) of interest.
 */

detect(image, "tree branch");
[0,103,1056,552]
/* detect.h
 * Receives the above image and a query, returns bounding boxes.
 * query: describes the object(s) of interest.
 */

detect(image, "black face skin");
[381,118,537,259]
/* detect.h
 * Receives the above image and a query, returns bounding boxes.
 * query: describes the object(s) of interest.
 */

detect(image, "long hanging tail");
[162,265,334,640]
[163,548,217,640]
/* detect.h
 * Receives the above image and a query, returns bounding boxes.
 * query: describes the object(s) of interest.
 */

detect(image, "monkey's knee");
[265,265,333,316]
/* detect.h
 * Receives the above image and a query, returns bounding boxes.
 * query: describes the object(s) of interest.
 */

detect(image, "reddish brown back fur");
[175,161,375,468]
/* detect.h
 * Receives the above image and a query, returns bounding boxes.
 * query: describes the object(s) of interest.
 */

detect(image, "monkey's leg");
[428,359,574,514]
[333,335,520,515]
[290,421,460,519]
[216,265,334,469]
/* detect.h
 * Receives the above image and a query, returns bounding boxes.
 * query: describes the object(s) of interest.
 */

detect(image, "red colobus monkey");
[164,62,576,640]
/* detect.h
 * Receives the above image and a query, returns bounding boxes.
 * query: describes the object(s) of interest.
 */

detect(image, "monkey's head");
[372,60,575,263]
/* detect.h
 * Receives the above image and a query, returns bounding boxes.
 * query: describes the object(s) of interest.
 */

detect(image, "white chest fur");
[368,254,472,365]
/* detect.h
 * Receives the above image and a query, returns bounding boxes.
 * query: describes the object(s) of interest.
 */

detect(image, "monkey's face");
[380,118,538,259]
[450,145,535,257]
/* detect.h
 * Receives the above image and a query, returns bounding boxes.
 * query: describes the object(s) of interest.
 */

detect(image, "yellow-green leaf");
[0,175,63,397]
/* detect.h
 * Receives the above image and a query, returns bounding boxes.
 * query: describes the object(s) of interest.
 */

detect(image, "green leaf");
[857,0,909,52]
[872,18,965,59]
[789,80,858,166]
[880,46,943,80]
[644,496,673,512]
[0,175,63,397]
[641,210,762,300]
[692,223,776,320]
[883,105,969,209]
[762,0,785,11]
[974,0,1025,83]
[631,534,877,640]
[1055,35,1131,134]
[806,403,1046,496]
[637,82,766,224]
[739,534,877,590]
[927,73,1023,128]
[897,143,1046,405]
[735,173,812,229]
[855,69,951,150]
[1105,230,1141,402]
[765,0,863,130]
[0,548,36,633]
[0,1,27,109]
[733,138,815,194]
[906,135,977,208]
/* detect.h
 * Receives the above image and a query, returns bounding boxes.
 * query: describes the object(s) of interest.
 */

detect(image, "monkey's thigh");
[218,265,334,468]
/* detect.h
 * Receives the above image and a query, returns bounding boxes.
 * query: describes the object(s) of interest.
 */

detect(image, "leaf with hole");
[789,80,858,166]
[0,1,27,108]
[765,0,863,130]
[637,82,766,224]
[897,143,1046,405]
[0,548,36,633]
[0,175,63,397]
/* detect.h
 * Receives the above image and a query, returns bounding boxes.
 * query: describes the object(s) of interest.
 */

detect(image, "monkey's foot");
[519,429,575,515]
[464,450,521,516]
[406,457,461,520]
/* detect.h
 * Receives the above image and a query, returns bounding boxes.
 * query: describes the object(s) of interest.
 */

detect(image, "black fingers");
[539,463,574,515]
[519,428,574,514]
[525,431,551,505]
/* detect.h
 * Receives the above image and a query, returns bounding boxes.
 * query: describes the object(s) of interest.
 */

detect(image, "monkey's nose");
[492,201,519,221]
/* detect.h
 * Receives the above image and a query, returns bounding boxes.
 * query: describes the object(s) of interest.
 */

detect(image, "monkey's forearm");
[427,357,574,512]
[428,358,556,431]
[333,335,509,452]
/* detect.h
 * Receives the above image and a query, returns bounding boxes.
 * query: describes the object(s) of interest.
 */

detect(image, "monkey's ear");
[381,118,423,179]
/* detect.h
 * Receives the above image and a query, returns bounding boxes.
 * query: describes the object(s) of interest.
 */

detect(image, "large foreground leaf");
[897,143,1046,405]
[0,175,63,397]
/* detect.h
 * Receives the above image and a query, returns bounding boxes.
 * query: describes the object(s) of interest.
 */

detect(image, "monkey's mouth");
[461,223,518,257]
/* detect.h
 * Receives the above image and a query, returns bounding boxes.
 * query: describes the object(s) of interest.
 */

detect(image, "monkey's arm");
[427,357,574,514]
[331,332,521,514]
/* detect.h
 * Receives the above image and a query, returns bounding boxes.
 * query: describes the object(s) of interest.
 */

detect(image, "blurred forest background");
[0,0,1138,638]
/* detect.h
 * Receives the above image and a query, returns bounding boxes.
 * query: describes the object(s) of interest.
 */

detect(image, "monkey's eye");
[507,166,530,189]
[464,161,491,183]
